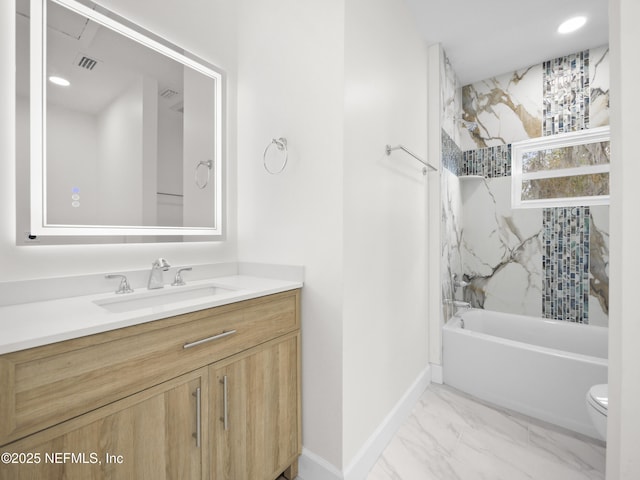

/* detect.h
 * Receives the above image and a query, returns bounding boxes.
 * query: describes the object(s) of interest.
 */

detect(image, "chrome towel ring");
[195,160,213,189]
[263,137,288,174]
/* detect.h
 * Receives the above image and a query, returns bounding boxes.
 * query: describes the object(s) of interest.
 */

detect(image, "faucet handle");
[152,258,171,270]
[172,267,192,286]
[452,273,469,288]
[105,274,134,294]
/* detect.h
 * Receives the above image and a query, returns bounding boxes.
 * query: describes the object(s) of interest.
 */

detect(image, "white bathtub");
[443,309,608,439]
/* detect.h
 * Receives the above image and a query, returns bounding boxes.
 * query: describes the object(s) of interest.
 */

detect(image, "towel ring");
[263,138,288,174]
[195,160,213,189]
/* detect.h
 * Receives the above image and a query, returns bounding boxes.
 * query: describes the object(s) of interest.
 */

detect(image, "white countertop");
[0,275,302,355]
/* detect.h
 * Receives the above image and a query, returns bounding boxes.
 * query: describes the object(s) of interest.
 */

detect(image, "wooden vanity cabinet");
[211,334,300,480]
[0,290,301,480]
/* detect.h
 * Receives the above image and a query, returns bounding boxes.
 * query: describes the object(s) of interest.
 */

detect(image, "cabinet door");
[210,334,300,480]
[0,368,208,480]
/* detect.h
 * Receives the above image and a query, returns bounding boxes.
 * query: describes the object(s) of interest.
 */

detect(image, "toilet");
[586,384,608,441]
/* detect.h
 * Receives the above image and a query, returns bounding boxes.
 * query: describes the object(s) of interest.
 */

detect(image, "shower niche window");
[17,0,223,240]
[511,126,610,208]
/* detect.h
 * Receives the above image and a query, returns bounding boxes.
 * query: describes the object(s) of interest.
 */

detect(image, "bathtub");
[443,309,608,439]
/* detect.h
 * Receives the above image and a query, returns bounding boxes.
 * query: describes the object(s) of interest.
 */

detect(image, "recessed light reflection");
[48,76,70,87]
[557,16,587,34]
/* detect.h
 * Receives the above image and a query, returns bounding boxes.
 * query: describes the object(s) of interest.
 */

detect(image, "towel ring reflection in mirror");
[195,160,213,189]
[263,138,288,174]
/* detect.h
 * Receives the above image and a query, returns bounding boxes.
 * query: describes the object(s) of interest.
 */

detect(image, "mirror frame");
[29,0,224,237]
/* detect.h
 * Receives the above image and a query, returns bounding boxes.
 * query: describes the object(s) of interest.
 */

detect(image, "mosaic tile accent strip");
[441,128,461,175]
[542,206,590,323]
[460,144,511,178]
[543,50,590,136]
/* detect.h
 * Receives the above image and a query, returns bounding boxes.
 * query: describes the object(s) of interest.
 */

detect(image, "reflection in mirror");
[16,0,223,239]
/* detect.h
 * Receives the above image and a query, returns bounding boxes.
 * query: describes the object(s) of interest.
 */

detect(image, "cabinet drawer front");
[0,291,299,445]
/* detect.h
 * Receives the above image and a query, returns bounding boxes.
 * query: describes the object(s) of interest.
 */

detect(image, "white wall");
[342,0,429,466]
[607,0,640,477]
[0,0,237,282]
[236,0,430,474]
[235,0,346,470]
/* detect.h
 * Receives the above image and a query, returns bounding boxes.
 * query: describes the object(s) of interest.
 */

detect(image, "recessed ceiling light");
[48,76,70,87]
[557,16,587,34]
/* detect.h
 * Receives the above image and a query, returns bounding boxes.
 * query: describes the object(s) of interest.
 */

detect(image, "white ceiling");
[403,0,609,85]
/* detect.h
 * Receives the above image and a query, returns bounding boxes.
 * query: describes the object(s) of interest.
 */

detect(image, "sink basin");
[94,285,234,313]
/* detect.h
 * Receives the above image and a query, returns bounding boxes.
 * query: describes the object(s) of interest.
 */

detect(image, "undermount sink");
[94,284,234,313]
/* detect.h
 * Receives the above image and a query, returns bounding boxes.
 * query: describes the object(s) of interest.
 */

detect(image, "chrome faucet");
[148,258,170,290]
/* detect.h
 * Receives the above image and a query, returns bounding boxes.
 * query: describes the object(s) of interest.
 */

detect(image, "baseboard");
[342,365,431,480]
[430,363,443,384]
[298,447,343,480]
[299,365,431,480]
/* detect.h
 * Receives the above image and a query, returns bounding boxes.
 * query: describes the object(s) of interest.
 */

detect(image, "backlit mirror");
[17,0,223,239]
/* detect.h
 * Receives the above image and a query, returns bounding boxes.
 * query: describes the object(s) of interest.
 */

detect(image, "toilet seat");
[588,384,608,417]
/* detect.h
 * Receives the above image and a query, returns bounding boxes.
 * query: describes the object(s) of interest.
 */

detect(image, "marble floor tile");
[367,384,605,480]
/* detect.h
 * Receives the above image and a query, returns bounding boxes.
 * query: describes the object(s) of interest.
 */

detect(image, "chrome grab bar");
[385,144,438,174]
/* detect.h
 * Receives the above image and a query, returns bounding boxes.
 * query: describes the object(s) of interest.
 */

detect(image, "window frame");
[511,126,610,209]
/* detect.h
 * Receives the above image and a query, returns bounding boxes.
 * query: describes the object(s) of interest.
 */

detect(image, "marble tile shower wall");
[454,46,610,327]
[442,51,461,147]
[440,50,464,323]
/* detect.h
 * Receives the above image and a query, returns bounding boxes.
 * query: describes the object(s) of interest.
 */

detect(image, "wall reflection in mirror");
[16,0,223,241]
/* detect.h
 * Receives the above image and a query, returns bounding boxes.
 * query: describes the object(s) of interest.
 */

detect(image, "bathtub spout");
[452,301,471,323]
[453,300,471,317]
